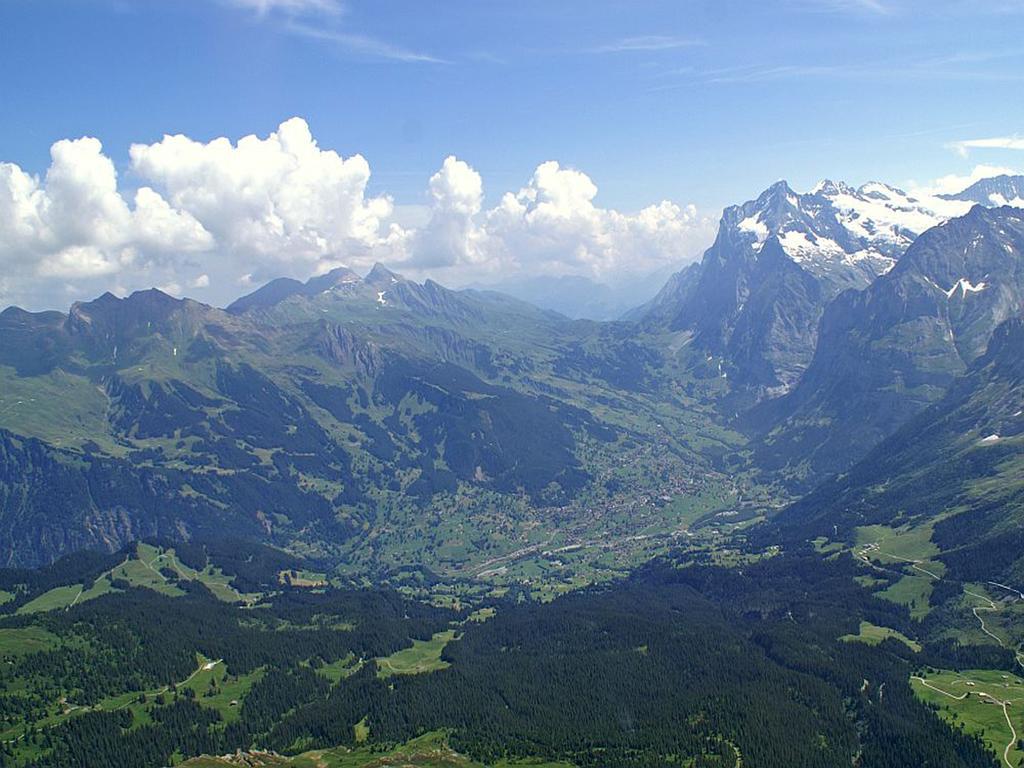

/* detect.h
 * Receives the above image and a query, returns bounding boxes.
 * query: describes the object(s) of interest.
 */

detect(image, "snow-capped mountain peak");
[810,179,856,196]
[723,178,975,292]
[643,175,1024,396]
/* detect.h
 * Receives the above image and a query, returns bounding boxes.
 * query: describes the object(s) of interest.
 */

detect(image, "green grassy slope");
[13,542,251,616]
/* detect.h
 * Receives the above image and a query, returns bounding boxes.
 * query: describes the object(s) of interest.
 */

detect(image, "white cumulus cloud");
[404,158,714,284]
[409,156,487,269]
[0,136,213,302]
[0,118,712,309]
[129,117,403,281]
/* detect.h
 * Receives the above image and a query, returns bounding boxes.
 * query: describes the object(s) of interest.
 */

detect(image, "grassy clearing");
[0,626,60,656]
[879,574,933,619]
[1,655,263,746]
[16,543,250,616]
[71,656,250,727]
[840,621,921,652]
[464,607,496,623]
[0,367,114,451]
[16,547,188,615]
[313,655,362,684]
[665,488,736,530]
[851,523,948,619]
[16,584,86,614]
[353,716,369,744]
[812,537,844,554]
[376,630,457,678]
[112,558,186,597]
[16,578,119,614]
[912,669,1024,767]
[855,522,940,564]
[180,659,263,722]
[279,569,329,588]
[141,543,249,603]
[854,574,887,588]
[178,730,575,767]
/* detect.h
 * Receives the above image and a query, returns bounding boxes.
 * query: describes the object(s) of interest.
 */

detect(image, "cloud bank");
[0,137,213,289]
[0,118,715,310]
[909,163,1019,196]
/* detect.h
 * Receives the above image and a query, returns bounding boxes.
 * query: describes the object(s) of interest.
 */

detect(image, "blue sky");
[1,0,1023,308]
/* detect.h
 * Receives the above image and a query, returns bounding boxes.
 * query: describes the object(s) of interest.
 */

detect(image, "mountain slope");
[754,205,1024,485]
[0,268,734,568]
[225,266,362,314]
[627,262,701,323]
[0,427,343,568]
[774,314,1024,582]
[642,180,966,393]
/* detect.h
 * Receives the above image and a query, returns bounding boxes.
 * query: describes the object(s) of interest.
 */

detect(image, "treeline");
[0,581,455,767]
[3,552,1008,768]
[149,537,315,593]
[265,555,997,767]
[19,700,221,768]
[0,537,320,615]
[0,549,126,614]
[11,582,453,698]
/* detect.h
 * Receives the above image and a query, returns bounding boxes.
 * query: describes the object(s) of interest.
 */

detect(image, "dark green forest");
[0,543,1007,768]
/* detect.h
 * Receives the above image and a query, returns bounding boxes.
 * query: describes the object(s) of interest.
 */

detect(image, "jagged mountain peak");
[59,287,224,367]
[720,177,938,289]
[856,180,906,198]
[70,288,186,324]
[750,178,964,268]
[761,178,798,200]
[732,180,803,233]
[641,177,986,394]
[227,265,363,314]
[305,265,361,291]
[811,179,856,196]
[941,174,1024,206]
[364,262,405,286]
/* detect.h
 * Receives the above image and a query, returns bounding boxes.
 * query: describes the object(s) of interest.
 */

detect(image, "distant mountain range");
[940,173,1024,206]
[1,173,1023,586]
[466,270,680,321]
[0,262,708,567]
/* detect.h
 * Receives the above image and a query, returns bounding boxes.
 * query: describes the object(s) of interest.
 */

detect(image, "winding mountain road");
[862,542,1024,767]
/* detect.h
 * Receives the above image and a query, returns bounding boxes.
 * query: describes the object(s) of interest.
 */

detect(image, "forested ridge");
[0,547,1005,768]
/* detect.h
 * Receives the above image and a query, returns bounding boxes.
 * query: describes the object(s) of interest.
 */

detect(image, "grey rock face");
[755,205,1024,486]
[645,179,958,392]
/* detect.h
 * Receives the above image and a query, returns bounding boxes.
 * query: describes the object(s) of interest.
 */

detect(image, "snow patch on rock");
[945,278,988,298]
